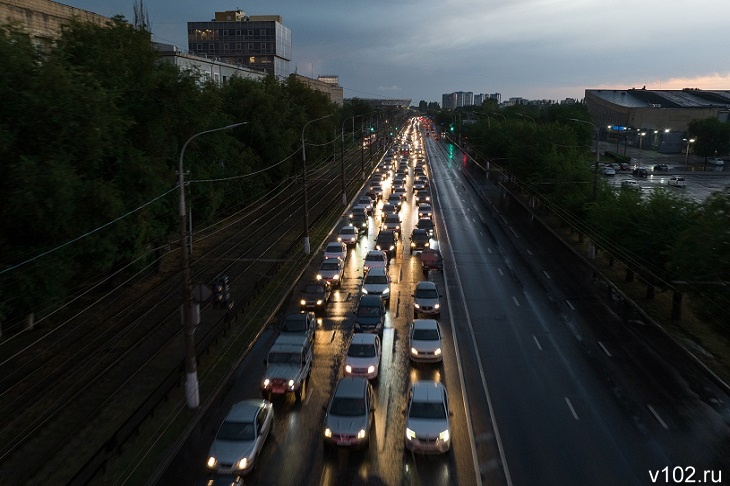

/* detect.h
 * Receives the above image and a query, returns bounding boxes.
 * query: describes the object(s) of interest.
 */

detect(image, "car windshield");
[357,305,381,318]
[348,343,376,358]
[416,288,438,299]
[413,328,440,340]
[217,421,255,441]
[283,317,306,333]
[330,397,366,416]
[409,401,447,420]
[365,275,388,284]
[341,227,357,235]
[304,284,324,295]
[365,254,384,262]
[377,235,394,243]
[326,244,342,252]
[385,216,399,223]
[320,261,340,271]
[268,352,301,365]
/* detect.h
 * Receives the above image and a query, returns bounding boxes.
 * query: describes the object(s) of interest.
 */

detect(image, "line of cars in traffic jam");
[205,123,451,481]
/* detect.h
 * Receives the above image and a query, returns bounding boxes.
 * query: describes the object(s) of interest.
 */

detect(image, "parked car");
[363,250,388,274]
[323,241,347,261]
[708,158,725,166]
[632,167,648,177]
[668,176,686,187]
[620,179,640,190]
[653,164,669,171]
[404,381,451,454]
[260,334,313,401]
[323,377,375,449]
[413,281,441,316]
[409,319,443,364]
[344,333,382,380]
[206,399,274,475]
[602,166,616,176]
[316,257,345,287]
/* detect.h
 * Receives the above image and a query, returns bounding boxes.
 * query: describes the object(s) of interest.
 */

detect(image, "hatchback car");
[363,250,388,274]
[668,176,686,187]
[299,281,331,313]
[337,226,360,246]
[362,266,391,301]
[413,281,440,316]
[404,381,451,454]
[207,400,274,475]
[323,241,347,261]
[317,258,345,287]
[323,377,375,449]
[409,319,443,363]
[344,333,382,380]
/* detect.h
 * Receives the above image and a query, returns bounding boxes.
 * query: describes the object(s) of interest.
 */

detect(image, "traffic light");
[212,275,233,309]
[370,127,374,132]
[449,124,454,132]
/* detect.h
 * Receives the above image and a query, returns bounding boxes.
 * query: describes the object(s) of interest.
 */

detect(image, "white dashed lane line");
[647,404,669,429]
[533,335,543,351]
[598,341,612,357]
[565,397,580,420]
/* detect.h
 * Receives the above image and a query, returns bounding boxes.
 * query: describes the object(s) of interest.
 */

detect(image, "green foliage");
[0,19,339,324]
[687,117,730,158]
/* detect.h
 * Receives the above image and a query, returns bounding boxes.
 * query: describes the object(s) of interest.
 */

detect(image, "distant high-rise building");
[442,93,457,110]
[188,10,291,77]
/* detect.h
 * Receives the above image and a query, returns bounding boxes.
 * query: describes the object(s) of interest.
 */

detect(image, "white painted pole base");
[341,192,347,206]
[185,372,200,409]
[304,236,311,255]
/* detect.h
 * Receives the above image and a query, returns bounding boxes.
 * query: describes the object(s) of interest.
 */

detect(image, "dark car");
[354,295,386,334]
[409,229,431,254]
[375,230,398,258]
[349,211,369,234]
[653,164,669,171]
[416,218,435,237]
[632,167,648,177]
[299,281,331,314]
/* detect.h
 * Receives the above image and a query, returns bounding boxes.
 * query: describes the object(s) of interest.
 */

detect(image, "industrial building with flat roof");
[586,88,730,153]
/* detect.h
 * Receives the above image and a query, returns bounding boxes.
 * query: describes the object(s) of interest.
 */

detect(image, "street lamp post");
[341,114,363,206]
[302,113,334,255]
[491,112,506,123]
[568,118,600,201]
[684,137,696,170]
[639,131,646,151]
[517,113,536,125]
[178,121,246,409]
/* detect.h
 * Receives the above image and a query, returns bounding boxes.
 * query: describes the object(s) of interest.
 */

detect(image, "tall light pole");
[341,114,363,206]
[178,121,246,409]
[683,137,696,170]
[302,113,334,255]
[517,113,535,125]
[638,131,646,151]
[569,118,600,201]
[491,112,506,123]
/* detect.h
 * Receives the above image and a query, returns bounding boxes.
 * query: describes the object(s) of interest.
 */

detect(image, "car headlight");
[411,347,419,355]
[300,299,306,306]
[333,274,339,280]
[324,428,332,438]
[237,458,248,470]
[316,274,322,280]
[434,303,440,309]
[425,242,430,247]
[435,348,442,356]
[337,237,342,242]
[414,303,420,309]
[389,245,394,251]
[411,242,415,247]
[316,299,323,305]
[263,378,270,387]
[367,365,375,374]
[207,456,217,468]
[439,429,450,442]
[406,428,416,440]
[382,287,390,295]
[288,379,295,388]
[357,429,366,439]
[376,245,381,250]
[345,364,352,373]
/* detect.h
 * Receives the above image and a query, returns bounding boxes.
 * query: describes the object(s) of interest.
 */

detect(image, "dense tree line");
[451,103,730,329]
[0,18,377,327]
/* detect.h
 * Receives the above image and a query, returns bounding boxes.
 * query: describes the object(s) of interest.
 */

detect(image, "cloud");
[378,85,401,92]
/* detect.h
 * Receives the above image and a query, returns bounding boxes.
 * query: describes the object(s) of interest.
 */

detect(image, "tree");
[687,117,730,158]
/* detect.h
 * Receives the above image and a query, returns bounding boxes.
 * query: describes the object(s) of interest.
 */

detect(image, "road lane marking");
[509,227,519,238]
[598,341,612,357]
[543,271,551,279]
[647,404,669,429]
[526,249,532,255]
[565,300,575,311]
[497,268,503,276]
[512,296,520,307]
[565,397,579,420]
[533,335,543,351]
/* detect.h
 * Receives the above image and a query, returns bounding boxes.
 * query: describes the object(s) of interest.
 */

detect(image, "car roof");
[326,242,344,248]
[225,400,265,422]
[359,294,383,306]
[366,250,387,258]
[416,280,437,290]
[412,228,428,235]
[273,334,310,348]
[410,381,446,403]
[366,266,388,277]
[350,333,378,345]
[413,318,439,331]
[285,312,312,322]
[340,226,357,232]
[334,376,369,399]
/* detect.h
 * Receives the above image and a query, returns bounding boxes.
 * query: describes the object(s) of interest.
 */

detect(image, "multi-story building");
[294,74,344,106]
[187,9,291,78]
[155,43,266,85]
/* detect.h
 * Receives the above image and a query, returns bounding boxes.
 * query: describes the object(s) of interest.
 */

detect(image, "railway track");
[0,143,379,484]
